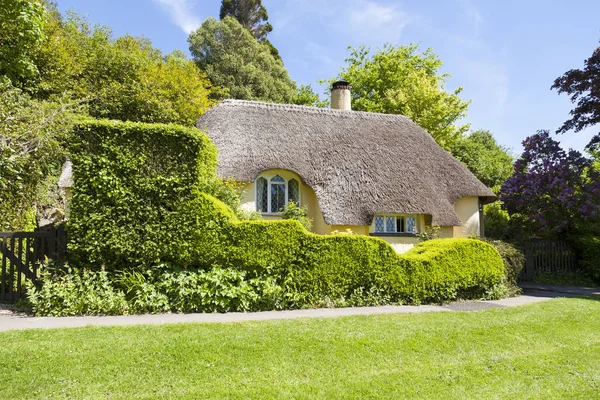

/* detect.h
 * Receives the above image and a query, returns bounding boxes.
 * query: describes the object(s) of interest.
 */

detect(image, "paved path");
[0,292,561,332]
[520,283,600,296]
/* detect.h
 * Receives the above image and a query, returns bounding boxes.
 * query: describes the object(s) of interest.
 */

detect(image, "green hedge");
[67,118,505,305]
[569,235,600,282]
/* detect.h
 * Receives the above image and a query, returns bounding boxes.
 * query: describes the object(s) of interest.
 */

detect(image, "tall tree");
[330,44,470,150]
[500,131,600,238]
[552,41,600,150]
[449,130,514,189]
[219,0,272,40]
[188,17,297,104]
[0,0,46,83]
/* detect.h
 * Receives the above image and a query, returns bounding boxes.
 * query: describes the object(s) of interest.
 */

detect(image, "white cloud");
[457,0,484,39]
[152,0,202,34]
[271,0,415,43]
[347,1,412,41]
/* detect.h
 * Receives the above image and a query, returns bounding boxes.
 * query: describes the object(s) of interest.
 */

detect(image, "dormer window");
[255,173,301,214]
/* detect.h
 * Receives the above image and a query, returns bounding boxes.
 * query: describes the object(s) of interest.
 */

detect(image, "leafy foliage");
[568,234,600,283]
[188,17,297,103]
[450,130,514,188]
[32,12,217,125]
[293,84,326,107]
[483,202,511,240]
[0,78,77,230]
[500,130,600,237]
[552,41,600,150]
[219,0,272,40]
[279,201,312,231]
[26,264,128,316]
[486,240,524,286]
[330,45,470,149]
[0,0,46,83]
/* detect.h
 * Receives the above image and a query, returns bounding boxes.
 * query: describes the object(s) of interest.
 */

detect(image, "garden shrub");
[486,240,525,285]
[63,118,506,313]
[569,235,600,283]
[26,264,128,316]
[394,239,505,302]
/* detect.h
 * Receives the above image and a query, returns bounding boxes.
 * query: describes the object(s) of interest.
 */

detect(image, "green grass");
[1,298,600,399]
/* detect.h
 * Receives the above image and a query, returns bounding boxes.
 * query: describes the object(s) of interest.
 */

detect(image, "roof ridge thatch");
[217,99,414,122]
[197,100,495,227]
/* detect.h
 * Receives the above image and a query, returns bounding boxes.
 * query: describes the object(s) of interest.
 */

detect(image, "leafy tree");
[450,130,514,189]
[219,0,272,40]
[500,130,600,238]
[31,11,217,125]
[293,85,326,107]
[0,0,46,83]
[330,44,470,150]
[552,41,600,150]
[188,17,297,103]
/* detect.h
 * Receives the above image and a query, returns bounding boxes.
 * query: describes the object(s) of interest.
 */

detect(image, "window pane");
[385,216,395,232]
[256,177,268,212]
[375,216,384,232]
[271,183,286,213]
[396,217,405,233]
[406,216,416,233]
[288,179,299,204]
[271,175,285,183]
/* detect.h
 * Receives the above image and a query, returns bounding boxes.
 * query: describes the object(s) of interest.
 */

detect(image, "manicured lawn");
[1,298,599,399]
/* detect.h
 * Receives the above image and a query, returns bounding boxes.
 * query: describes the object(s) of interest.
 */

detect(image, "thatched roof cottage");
[196,81,495,253]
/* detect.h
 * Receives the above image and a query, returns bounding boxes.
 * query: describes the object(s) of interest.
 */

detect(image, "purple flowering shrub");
[500,130,600,237]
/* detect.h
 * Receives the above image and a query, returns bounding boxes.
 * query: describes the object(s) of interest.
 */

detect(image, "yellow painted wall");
[438,226,454,238]
[453,196,480,237]
[330,225,369,235]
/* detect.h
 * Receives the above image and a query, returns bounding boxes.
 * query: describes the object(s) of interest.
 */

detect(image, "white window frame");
[373,214,418,234]
[255,173,301,214]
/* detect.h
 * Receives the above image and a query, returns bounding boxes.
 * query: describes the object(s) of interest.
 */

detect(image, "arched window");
[270,175,286,213]
[255,173,302,213]
[288,179,299,204]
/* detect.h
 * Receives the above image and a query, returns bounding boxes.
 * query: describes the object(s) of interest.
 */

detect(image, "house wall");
[453,196,480,237]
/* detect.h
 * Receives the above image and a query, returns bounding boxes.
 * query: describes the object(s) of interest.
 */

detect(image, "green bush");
[569,235,600,283]
[26,264,128,316]
[395,239,505,302]
[67,118,219,269]
[486,240,525,285]
[64,118,506,312]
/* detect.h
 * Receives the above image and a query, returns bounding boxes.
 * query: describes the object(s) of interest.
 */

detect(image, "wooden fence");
[519,239,579,281]
[0,225,65,302]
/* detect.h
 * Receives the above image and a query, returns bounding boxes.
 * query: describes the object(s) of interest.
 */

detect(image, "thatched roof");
[197,100,495,227]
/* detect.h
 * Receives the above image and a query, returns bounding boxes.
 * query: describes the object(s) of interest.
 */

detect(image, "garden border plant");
[29,118,506,316]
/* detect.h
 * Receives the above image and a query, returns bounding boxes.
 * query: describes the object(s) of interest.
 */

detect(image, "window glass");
[406,216,416,233]
[375,216,384,232]
[270,175,286,213]
[385,216,395,232]
[288,179,299,204]
[256,177,268,212]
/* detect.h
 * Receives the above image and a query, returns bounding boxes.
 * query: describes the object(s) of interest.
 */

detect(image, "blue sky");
[57,0,600,154]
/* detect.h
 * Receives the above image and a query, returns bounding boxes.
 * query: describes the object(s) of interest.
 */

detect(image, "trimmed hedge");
[569,235,600,282]
[67,118,505,305]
